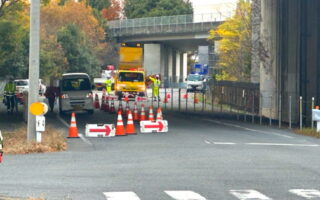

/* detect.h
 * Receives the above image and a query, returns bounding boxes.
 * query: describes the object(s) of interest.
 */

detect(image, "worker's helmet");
[155,74,159,78]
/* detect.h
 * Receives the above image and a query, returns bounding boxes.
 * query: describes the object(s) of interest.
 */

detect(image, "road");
[0,94,320,200]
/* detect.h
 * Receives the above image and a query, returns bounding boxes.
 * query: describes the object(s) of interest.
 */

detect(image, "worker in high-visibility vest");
[4,77,16,113]
[105,76,112,95]
[149,75,161,101]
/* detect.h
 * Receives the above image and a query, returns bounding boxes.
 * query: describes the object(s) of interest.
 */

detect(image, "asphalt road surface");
[1,96,320,200]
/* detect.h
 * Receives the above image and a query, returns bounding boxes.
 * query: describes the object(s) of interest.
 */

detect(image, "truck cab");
[114,69,146,100]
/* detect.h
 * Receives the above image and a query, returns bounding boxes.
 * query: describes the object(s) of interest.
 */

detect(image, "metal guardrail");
[107,12,232,37]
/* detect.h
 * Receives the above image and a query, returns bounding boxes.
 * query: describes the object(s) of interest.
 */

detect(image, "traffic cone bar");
[94,94,100,109]
[110,98,116,114]
[116,111,126,136]
[126,110,137,135]
[68,112,79,138]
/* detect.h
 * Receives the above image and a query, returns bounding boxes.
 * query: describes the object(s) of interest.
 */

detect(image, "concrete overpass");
[252,0,320,123]
[107,13,229,85]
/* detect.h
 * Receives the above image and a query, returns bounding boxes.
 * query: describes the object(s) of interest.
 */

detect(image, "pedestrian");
[45,79,59,112]
[4,76,16,113]
[105,76,113,95]
[149,74,161,101]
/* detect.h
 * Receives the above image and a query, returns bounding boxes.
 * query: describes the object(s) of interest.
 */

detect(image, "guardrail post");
[171,87,174,110]
[178,88,181,112]
[252,93,255,124]
[243,90,246,122]
[211,90,214,112]
[311,97,315,129]
[278,94,282,128]
[259,93,262,125]
[186,91,188,111]
[202,92,205,112]
[300,96,303,130]
[164,87,167,110]
[194,92,196,112]
[269,95,272,126]
[289,95,292,129]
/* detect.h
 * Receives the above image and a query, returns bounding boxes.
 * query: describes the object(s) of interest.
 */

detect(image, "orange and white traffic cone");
[68,112,79,138]
[110,98,116,114]
[125,95,129,102]
[100,95,106,111]
[124,102,130,118]
[140,104,146,121]
[164,96,168,103]
[156,107,163,121]
[133,102,139,121]
[94,93,100,109]
[116,111,126,136]
[148,106,154,122]
[118,102,123,114]
[105,96,110,112]
[183,93,188,99]
[194,94,199,104]
[126,110,136,135]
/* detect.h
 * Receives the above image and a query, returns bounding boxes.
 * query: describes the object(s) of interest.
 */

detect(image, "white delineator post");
[27,0,41,141]
[312,109,320,132]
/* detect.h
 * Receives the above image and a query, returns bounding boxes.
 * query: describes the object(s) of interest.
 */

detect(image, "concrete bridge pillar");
[182,53,188,82]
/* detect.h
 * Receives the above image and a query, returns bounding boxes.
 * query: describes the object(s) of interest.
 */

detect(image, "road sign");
[140,120,168,133]
[30,102,48,116]
[85,124,115,137]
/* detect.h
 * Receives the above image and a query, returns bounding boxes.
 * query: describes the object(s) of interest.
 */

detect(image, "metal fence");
[107,12,232,37]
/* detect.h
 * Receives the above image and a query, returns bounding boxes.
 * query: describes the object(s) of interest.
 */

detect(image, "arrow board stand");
[140,120,168,133]
[85,124,115,137]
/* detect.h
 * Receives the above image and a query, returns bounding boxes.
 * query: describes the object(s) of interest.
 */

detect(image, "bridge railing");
[107,12,232,37]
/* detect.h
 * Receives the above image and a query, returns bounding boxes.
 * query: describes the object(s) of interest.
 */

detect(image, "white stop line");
[230,190,272,200]
[289,189,320,199]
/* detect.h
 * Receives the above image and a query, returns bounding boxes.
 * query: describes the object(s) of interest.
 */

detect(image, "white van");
[59,73,94,114]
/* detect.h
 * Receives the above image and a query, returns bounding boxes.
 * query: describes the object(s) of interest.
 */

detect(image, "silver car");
[59,73,94,115]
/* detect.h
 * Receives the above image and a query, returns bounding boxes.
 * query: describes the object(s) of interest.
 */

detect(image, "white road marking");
[204,140,211,144]
[204,119,293,139]
[56,114,93,146]
[289,189,320,199]
[213,142,236,145]
[230,190,272,200]
[246,143,319,147]
[165,190,207,200]
[103,192,141,200]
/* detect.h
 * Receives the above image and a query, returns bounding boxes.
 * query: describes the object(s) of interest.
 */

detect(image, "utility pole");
[27,0,40,141]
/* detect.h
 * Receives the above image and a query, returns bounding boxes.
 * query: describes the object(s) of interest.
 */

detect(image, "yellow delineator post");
[29,102,48,143]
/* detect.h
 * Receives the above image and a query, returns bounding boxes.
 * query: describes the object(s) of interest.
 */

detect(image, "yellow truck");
[114,44,147,100]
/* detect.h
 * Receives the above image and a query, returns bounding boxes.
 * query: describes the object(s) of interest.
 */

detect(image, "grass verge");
[2,126,67,154]
[294,128,320,138]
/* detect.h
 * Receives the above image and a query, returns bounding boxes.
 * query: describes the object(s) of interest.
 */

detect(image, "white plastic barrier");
[312,109,320,132]
[85,124,115,137]
[140,120,168,133]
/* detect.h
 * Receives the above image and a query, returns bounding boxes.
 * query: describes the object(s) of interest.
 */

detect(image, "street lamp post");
[27,0,40,141]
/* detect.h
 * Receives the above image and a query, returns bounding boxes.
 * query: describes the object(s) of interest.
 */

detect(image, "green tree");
[208,0,252,82]
[124,0,193,18]
[57,24,100,76]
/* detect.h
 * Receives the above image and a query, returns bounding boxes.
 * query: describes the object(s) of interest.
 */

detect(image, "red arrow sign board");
[140,120,168,133]
[85,124,115,137]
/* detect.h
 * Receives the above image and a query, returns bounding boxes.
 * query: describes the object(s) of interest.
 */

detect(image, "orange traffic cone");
[126,110,136,135]
[110,98,116,114]
[148,106,154,122]
[156,107,163,121]
[125,102,131,118]
[118,102,123,114]
[164,96,168,103]
[100,95,106,111]
[183,93,188,99]
[194,94,199,104]
[166,93,171,99]
[125,95,129,102]
[105,96,110,112]
[116,111,126,136]
[68,112,79,138]
[94,94,100,109]
[0,152,3,163]
[133,102,139,121]
[140,104,146,121]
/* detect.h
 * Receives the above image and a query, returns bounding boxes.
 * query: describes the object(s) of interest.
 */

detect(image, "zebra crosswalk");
[103,189,320,200]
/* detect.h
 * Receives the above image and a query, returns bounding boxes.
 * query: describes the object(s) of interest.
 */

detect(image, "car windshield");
[15,80,28,86]
[62,78,91,91]
[187,75,202,81]
[118,72,144,82]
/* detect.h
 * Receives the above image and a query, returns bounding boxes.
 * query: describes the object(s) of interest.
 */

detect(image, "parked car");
[14,79,47,95]
[58,73,94,115]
